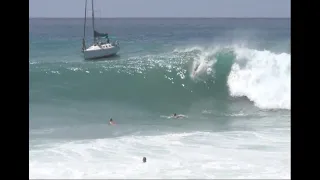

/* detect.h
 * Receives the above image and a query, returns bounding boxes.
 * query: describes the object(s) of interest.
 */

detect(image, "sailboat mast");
[91,0,95,43]
[82,0,88,51]
[83,0,87,38]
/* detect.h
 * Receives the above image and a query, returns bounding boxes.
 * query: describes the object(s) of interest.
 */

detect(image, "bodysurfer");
[109,118,115,125]
[172,113,181,118]
[171,113,186,119]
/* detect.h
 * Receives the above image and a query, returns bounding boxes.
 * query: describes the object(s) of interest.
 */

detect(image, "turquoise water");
[29,18,290,179]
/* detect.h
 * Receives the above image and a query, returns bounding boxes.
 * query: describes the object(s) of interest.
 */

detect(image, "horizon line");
[29,17,290,19]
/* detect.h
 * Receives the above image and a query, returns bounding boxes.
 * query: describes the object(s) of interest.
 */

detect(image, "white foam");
[228,47,290,110]
[29,131,290,179]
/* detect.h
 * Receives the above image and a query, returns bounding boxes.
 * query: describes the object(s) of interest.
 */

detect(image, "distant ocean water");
[29,18,291,179]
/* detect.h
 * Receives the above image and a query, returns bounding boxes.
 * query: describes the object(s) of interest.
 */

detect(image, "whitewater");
[29,18,290,179]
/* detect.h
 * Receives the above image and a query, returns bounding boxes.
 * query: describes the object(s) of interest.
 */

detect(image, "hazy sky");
[29,0,290,18]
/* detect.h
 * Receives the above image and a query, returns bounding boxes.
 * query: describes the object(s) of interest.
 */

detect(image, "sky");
[29,0,291,18]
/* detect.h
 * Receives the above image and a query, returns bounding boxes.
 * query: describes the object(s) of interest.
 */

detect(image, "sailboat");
[82,0,120,59]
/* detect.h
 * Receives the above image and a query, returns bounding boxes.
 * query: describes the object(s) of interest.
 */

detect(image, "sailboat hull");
[83,44,120,59]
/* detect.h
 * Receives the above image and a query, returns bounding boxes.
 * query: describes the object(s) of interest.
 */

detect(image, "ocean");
[29,18,291,179]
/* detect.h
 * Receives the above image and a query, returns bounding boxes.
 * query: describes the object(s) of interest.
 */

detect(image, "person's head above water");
[110,118,113,122]
[143,157,146,163]
[174,113,176,116]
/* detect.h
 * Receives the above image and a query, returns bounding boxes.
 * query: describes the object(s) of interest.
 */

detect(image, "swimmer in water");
[143,157,146,163]
[109,118,115,125]
[172,113,179,118]
[171,113,186,119]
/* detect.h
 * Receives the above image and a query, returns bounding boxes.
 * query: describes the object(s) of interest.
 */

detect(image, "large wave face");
[174,44,290,110]
[29,44,291,111]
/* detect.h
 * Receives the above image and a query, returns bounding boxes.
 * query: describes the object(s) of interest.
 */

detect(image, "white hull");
[83,43,120,59]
